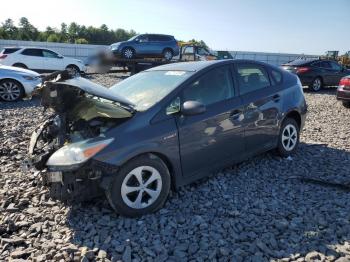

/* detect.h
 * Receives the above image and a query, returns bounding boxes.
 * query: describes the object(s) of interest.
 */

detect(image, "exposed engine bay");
[24,71,133,200]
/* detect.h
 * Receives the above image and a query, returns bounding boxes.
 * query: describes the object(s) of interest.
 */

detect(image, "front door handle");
[230,109,242,120]
[272,94,280,102]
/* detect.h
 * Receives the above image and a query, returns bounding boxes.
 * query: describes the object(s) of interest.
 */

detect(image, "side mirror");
[181,101,206,116]
[57,55,63,59]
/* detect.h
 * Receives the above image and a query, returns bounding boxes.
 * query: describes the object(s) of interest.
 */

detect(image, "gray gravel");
[1,74,350,262]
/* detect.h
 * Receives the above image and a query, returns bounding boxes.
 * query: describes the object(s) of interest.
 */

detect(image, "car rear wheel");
[163,49,173,61]
[66,65,80,76]
[122,48,135,59]
[277,118,300,157]
[342,101,350,108]
[309,77,322,92]
[0,79,24,102]
[105,154,171,217]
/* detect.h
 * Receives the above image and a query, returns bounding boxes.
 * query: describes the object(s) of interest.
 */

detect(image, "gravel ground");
[1,74,350,262]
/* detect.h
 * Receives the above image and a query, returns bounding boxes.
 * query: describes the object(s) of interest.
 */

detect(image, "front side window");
[236,64,270,95]
[42,50,59,58]
[110,70,193,111]
[183,66,235,106]
[138,35,149,43]
[21,49,43,57]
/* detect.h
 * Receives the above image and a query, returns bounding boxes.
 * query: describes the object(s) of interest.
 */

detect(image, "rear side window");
[2,48,20,54]
[21,49,43,57]
[236,63,270,95]
[183,66,235,106]
[271,69,283,85]
[320,61,331,68]
[149,35,172,41]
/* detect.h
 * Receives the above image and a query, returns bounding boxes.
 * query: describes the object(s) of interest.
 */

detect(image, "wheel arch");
[12,62,27,68]
[66,64,80,70]
[162,47,174,53]
[284,110,302,129]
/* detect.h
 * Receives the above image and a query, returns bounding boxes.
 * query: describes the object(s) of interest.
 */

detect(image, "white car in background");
[0,65,42,102]
[0,47,86,75]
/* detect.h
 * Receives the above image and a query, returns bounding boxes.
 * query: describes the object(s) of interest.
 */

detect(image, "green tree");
[2,19,18,39]
[75,38,88,44]
[18,17,38,40]
[47,33,60,42]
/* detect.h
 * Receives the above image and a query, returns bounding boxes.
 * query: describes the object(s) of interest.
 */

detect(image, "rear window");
[21,49,43,57]
[2,48,20,54]
[286,59,315,66]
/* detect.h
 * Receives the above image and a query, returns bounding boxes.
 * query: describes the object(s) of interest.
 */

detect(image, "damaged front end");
[24,71,133,201]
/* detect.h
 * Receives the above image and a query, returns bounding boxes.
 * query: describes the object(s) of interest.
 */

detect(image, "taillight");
[296,67,310,74]
[0,54,7,59]
[339,77,350,89]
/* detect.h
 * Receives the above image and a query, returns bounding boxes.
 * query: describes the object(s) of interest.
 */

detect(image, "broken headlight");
[46,138,114,167]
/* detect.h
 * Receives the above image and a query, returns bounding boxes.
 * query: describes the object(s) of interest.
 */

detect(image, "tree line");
[0,17,137,45]
[0,17,209,48]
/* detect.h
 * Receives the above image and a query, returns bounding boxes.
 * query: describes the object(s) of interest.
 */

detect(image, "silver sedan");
[0,65,42,102]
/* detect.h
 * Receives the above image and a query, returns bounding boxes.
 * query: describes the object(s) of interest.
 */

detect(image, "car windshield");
[128,35,139,41]
[110,70,193,111]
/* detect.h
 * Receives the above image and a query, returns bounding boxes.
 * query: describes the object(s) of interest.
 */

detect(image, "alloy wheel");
[281,124,298,151]
[312,78,322,91]
[0,81,21,101]
[164,50,172,61]
[124,48,134,59]
[121,166,162,209]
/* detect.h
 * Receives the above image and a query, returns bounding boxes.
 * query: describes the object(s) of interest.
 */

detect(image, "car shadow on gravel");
[64,142,350,261]
[303,87,338,95]
[0,98,41,110]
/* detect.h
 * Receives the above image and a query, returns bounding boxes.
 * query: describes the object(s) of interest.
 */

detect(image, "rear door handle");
[230,109,242,120]
[272,94,280,102]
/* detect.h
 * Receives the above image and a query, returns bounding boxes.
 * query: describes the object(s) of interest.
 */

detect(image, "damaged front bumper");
[42,160,118,202]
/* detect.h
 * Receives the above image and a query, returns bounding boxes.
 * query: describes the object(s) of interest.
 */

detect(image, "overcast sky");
[1,0,349,55]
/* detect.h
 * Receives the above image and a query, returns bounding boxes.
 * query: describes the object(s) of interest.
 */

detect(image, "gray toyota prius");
[26,60,307,217]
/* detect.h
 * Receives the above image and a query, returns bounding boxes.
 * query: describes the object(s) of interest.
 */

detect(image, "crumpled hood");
[55,77,134,107]
[0,65,40,76]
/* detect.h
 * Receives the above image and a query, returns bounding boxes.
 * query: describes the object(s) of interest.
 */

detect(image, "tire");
[277,118,300,157]
[106,154,171,217]
[309,77,322,92]
[163,49,173,61]
[342,101,350,108]
[12,63,27,69]
[122,47,135,59]
[0,79,24,102]
[66,65,80,76]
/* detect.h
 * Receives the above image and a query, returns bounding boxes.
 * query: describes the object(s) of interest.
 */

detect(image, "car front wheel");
[106,154,171,217]
[0,79,24,102]
[277,118,300,157]
[309,77,322,92]
[122,48,135,59]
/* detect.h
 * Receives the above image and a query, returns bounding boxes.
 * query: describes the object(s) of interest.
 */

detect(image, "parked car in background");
[337,75,350,108]
[26,60,306,217]
[0,65,41,102]
[0,47,86,74]
[282,59,350,92]
[110,34,179,61]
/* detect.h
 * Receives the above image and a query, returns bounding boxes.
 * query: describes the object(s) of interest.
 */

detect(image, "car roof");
[147,59,273,72]
[141,33,174,37]
[147,60,230,72]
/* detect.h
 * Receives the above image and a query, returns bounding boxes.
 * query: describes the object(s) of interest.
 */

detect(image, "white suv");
[0,47,86,74]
